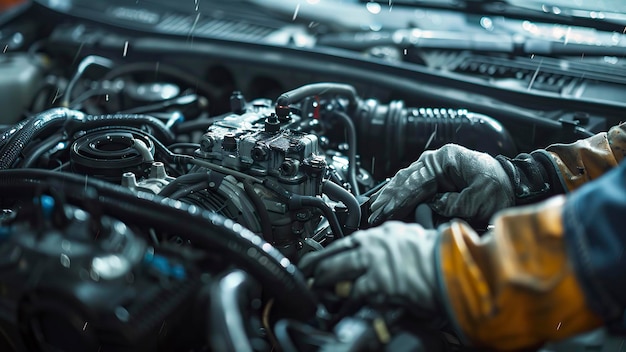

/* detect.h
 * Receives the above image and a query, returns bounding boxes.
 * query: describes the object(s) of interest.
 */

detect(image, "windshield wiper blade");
[318,29,516,53]
[317,28,626,57]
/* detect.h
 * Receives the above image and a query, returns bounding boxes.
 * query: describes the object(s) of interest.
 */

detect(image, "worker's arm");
[440,160,626,350]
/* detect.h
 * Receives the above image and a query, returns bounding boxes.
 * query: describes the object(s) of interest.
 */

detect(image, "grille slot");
[156,13,278,42]
[446,54,626,93]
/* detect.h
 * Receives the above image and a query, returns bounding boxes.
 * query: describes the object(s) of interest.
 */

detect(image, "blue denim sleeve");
[563,160,626,326]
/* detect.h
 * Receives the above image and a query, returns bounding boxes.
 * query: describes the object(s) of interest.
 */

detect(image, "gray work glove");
[369,144,514,225]
[299,221,439,311]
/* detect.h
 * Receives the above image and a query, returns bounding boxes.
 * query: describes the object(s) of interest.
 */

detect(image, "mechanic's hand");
[299,221,439,311]
[369,144,514,225]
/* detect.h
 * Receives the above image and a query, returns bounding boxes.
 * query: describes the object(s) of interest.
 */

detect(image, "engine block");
[195,99,327,198]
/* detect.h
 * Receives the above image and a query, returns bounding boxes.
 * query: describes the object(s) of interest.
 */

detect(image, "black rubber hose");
[167,143,200,151]
[1,111,175,170]
[158,172,209,197]
[209,270,257,352]
[61,55,115,107]
[290,195,344,239]
[0,108,79,170]
[275,83,358,118]
[262,179,344,239]
[0,169,317,320]
[174,119,214,134]
[69,87,118,109]
[64,114,175,144]
[169,181,209,200]
[273,319,336,352]
[354,100,518,178]
[322,180,361,234]
[118,94,201,115]
[0,118,30,149]
[21,133,65,168]
[330,111,360,196]
[243,181,274,243]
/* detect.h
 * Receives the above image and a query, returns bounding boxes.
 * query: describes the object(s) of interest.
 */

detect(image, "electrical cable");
[190,158,263,184]
[61,55,115,107]
[167,143,200,151]
[243,181,273,242]
[21,133,64,168]
[330,110,360,196]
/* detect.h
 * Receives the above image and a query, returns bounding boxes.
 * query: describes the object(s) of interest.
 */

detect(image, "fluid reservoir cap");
[265,113,280,133]
[222,133,238,151]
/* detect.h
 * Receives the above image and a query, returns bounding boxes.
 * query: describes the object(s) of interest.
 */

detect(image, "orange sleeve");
[438,196,602,351]
[546,123,626,191]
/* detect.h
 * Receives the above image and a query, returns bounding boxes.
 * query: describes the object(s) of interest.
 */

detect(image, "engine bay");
[0,1,624,351]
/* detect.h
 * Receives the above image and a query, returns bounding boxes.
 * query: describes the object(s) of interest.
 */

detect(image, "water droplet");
[123,41,129,57]
[480,17,493,31]
[60,253,71,268]
[115,307,130,322]
[366,2,382,14]
[369,23,383,31]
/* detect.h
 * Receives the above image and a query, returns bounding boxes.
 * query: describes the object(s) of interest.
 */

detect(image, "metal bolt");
[200,137,214,152]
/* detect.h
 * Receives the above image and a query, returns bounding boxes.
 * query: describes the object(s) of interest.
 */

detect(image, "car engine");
[0,57,515,351]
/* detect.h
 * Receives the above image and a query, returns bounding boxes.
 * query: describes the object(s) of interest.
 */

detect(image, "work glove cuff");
[495,151,564,205]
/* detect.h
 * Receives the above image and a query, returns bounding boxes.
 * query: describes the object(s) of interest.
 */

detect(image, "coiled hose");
[0,109,175,170]
[0,169,317,320]
[74,125,191,173]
